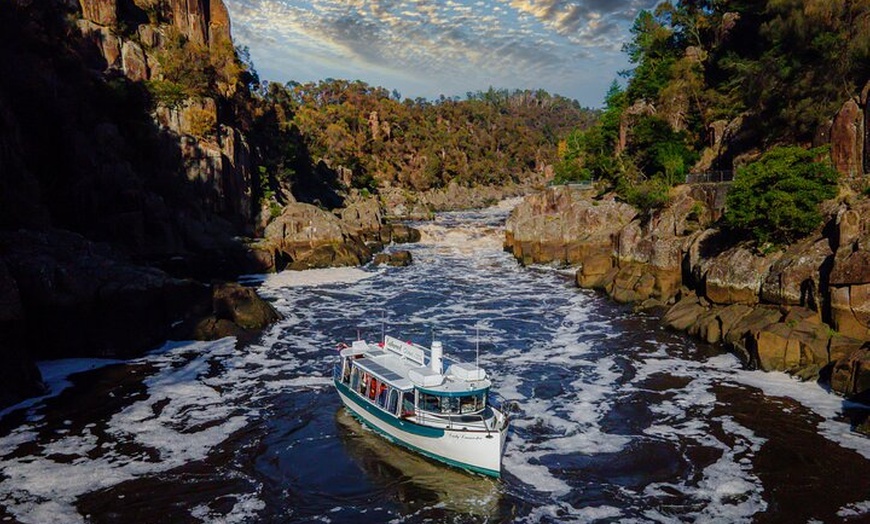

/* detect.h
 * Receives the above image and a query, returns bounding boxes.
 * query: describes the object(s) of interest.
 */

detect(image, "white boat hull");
[336,381,506,477]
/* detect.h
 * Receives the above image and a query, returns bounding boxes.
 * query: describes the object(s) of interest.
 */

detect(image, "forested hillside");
[557,0,870,207]
[253,80,595,209]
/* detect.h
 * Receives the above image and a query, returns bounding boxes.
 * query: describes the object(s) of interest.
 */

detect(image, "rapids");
[0,201,868,523]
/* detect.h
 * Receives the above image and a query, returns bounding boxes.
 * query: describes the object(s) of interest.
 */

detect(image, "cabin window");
[341,360,351,383]
[350,367,360,391]
[401,393,414,417]
[461,392,486,413]
[417,391,488,415]
[388,389,399,414]
[418,392,440,413]
[376,383,388,407]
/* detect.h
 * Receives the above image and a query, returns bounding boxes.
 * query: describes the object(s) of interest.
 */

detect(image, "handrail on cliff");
[685,170,734,184]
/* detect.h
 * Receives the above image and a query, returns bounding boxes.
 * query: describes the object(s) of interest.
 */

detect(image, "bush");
[618,176,670,214]
[724,146,838,245]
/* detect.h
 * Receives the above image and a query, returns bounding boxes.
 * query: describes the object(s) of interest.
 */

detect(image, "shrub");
[724,146,838,245]
[187,107,216,138]
[618,176,671,214]
[145,80,187,109]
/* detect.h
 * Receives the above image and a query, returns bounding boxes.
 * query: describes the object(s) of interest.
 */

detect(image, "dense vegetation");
[250,80,595,206]
[556,0,863,234]
[724,146,839,245]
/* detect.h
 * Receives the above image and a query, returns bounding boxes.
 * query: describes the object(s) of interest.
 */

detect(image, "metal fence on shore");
[685,170,734,184]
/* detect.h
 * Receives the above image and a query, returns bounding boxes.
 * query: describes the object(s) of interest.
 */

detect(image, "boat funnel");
[431,341,443,374]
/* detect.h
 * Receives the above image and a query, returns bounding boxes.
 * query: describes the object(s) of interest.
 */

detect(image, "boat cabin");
[336,336,491,420]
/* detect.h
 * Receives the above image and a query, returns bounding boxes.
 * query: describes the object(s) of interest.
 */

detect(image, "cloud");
[223,0,650,106]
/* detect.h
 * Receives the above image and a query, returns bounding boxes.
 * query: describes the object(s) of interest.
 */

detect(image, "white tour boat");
[333,335,509,477]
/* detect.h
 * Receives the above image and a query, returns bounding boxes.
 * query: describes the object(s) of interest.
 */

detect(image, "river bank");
[504,185,870,435]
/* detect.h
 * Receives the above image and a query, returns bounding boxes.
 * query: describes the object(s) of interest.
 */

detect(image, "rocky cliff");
[505,185,870,433]
[0,0,278,408]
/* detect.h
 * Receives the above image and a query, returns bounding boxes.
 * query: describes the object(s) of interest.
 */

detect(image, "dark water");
[1,201,868,523]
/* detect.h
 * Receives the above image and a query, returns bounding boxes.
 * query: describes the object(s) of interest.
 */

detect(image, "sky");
[223,0,660,108]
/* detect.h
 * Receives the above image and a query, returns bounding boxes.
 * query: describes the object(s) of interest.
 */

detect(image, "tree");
[724,146,839,245]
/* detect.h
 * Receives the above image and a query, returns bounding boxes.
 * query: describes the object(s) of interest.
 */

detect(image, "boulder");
[830,285,870,340]
[384,224,422,244]
[505,186,636,267]
[373,250,413,267]
[829,345,870,396]
[701,246,781,305]
[340,197,383,240]
[760,237,832,310]
[754,316,831,377]
[690,307,723,344]
[265,202,371,268]
[663,295,708,331]
[576,250,615,289]
[212,282,280,330]
[722,305,783,352]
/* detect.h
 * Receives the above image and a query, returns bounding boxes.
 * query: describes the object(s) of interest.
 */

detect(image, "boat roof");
[340,337,491,395]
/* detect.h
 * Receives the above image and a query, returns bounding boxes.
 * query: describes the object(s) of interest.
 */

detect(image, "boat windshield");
[418,390,487,415]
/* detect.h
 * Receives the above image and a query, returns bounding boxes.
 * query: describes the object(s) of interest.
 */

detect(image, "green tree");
[724,146,839,245]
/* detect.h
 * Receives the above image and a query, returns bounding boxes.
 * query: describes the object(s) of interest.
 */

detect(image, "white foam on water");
[0,358,123,420]
[838,500,870,519]
[259,267,377,291]
[190,492,267,523]
[728,369,870,459]
[0,338,275,524]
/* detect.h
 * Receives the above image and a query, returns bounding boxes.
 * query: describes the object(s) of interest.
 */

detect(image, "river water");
[0,201,869,523]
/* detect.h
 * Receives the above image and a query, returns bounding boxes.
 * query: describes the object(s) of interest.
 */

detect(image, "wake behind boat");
[333,335,509,477]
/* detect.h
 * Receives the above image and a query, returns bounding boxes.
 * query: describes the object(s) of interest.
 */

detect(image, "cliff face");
[505,186,870,429]
[0,0,271,408]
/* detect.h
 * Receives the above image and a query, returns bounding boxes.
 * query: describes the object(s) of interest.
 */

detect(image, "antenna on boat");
[357,328,361,341]
[476,326,480,369]
[381,309,385,344]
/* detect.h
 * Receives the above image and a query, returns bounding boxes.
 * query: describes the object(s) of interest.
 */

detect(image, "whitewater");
[0,201,868,523]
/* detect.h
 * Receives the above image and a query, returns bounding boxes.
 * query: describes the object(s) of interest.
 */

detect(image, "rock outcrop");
[263,203,373,270]
[505,185,870,409]
[504,185,636,268]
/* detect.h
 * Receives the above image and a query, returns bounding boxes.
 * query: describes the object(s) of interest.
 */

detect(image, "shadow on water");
[334,408,510,521]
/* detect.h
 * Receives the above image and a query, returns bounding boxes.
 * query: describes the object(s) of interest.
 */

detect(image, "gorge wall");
[505,185,870,433]
[0,0,277,408]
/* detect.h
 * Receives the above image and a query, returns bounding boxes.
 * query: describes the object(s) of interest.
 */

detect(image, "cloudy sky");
[224,0,659,107]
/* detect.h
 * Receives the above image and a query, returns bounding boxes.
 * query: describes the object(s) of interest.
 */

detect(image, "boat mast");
[381,309,385,344]
[476,326,480,370]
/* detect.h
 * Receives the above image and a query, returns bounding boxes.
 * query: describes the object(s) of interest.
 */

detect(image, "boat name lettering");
[446,433,484,441]
[385,337,425,365]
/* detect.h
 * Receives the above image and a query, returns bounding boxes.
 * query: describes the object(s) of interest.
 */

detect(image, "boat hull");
[335,380,505,477]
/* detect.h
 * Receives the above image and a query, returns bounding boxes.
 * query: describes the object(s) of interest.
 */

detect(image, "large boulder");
[505,186,636,267]
[339,197,383,240]
[663,295,709,331]
[264,203,371,269]
[753,312,831,378]
[211,282,280,330]
[699,246,781,305]
[760,237,833,310]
